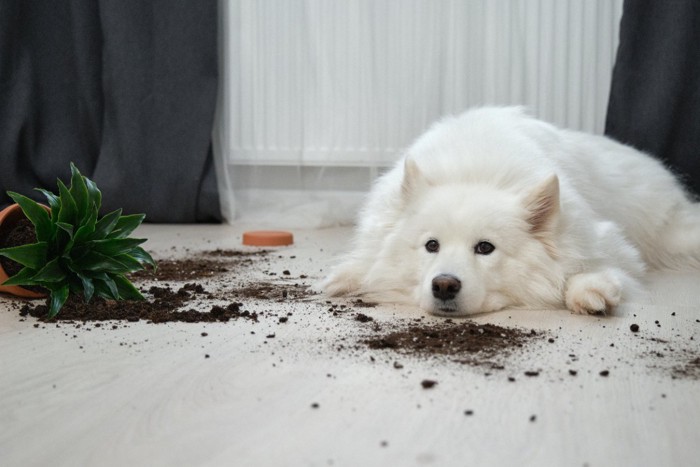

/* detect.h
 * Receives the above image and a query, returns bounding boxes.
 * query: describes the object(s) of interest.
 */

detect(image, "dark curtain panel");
[606,0,700,197]
[0,0,221,222]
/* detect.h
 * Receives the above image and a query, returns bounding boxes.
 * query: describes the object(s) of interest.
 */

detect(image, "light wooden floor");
[2,224,700,467]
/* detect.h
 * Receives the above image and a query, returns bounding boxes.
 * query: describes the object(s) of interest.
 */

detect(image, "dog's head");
[399,159,562,316]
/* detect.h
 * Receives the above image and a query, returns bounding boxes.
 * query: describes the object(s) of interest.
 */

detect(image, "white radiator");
[215,0,625,225]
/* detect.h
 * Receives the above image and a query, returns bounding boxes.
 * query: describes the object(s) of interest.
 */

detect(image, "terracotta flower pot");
[0,203,48,298]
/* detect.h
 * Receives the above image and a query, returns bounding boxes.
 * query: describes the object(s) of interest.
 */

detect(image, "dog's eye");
[474,241,495,255]
[425,239,440,253]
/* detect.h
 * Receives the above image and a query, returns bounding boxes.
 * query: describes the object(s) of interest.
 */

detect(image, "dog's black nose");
[431,274,461,301]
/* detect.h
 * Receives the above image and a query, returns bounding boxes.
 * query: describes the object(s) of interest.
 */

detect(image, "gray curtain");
[0,0,221,222]
[606,0,700,197]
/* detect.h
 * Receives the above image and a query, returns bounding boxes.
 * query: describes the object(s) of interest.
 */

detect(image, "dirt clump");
[132,249,268,282]
[231,282,315,301]
[364,320,542,368]
[421,379,438,389]
[16,249,282,323]
[19,283,256,324]
[355,313,374,323]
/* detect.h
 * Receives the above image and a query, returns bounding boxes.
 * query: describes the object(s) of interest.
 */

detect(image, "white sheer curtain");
[214,0,624,227]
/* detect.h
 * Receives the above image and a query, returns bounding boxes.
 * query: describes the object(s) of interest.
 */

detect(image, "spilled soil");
[364,320,542,368]
[673,357,700,379]
[130,249,268,281]
[15,246,547,371]
[18,249,293,324]
[20,283,256,324]
[9,246,700,381]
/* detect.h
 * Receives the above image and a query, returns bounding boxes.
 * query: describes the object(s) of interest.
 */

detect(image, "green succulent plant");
[0,163,156,318]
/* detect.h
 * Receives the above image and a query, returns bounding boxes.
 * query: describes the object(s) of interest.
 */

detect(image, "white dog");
[321,107,700,316]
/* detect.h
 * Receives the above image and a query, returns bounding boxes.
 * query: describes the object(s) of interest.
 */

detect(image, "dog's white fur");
[321,107,700,316]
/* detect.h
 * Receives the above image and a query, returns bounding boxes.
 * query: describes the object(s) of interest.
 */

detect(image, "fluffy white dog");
[321,107,700,316]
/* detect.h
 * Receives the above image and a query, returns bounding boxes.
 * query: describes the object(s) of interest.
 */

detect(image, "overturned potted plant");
[0,163,156,318]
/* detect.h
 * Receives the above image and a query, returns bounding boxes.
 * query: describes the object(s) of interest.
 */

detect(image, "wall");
[215,0,625,227]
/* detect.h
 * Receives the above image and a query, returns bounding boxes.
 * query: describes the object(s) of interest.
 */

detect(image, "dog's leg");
[565,269,626,315]
[318,260,364,297]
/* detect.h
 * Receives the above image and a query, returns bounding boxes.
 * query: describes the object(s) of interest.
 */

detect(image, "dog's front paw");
[317,262,363,297]
[565,271,622,315]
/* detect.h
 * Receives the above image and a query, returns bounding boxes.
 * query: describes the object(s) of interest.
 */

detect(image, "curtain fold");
[0,0,221,222]
[606,0,700,197]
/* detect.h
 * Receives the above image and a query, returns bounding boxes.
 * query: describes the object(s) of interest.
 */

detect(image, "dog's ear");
[524,174,560,246]
[401,158,429,200]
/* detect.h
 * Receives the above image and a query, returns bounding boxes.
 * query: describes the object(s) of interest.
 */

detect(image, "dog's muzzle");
[431,274,462,303]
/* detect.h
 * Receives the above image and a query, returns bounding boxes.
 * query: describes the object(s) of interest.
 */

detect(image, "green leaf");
[67,277,83,296]
[107,214,146,239]
[128,246,157,271]
[103,275,119,300]
[113,274,145,300]
[95,276,119,300]
[34,188,60,214]
[72,208,98,245]
[76,273,95,302]
[84,271,110,282]
[47,284,70,318]
[92,209,122,240]
[31,257,66,283]
[57,179,78,226]
[56,222,74,236]
[89,238,147,257]
[7,192,52,242]
[1,266,40,286]
[56,221,74,255]
[69,163,90,223]
[84,177,102,213]
[113,254,146,272]
[0,242,48,269]
[74,251,129,273]
[53,228,72,259]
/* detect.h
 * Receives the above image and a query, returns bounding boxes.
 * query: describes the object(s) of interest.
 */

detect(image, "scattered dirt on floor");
[673,357,700,380]
[19,283,257,324]
[230,281,316,301]
[643,338,700,381]
[18,250,275,324]
[363,320,543,369]
[14,247,548,371]
[131,249,269,282]
[9,247,700,382]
